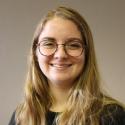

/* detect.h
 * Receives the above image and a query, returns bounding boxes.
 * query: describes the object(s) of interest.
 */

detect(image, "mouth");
[50,63,72,69]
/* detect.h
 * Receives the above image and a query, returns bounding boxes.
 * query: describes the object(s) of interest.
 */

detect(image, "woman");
[9,6,125,125]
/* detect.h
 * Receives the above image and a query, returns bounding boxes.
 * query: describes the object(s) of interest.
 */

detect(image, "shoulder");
[8,112,16,125]
[100,103,125,125]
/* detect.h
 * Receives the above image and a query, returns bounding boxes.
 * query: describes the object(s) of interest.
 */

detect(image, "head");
[31,6,98,91]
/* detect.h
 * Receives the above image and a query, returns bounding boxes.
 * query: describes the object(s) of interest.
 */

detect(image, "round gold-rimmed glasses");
[37,38,86,57]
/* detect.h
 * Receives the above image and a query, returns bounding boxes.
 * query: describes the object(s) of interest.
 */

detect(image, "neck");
[49,82,71,112]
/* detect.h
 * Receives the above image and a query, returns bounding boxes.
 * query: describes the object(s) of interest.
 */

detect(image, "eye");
[67,42,82,50]
[40,40,56,49]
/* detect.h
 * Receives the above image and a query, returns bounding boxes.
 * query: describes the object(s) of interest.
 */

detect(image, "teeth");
[55,65,68,67]
[51,64,71,68]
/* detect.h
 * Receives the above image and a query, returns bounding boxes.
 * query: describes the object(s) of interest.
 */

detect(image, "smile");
[50,64,72,69]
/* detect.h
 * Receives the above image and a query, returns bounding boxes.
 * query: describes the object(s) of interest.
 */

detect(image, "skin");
[36,17,85,111]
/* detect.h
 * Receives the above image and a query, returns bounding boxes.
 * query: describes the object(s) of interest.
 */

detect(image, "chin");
[49,77,75,86]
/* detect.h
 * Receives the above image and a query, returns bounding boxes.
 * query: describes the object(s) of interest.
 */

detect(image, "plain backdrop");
[0,0,125,124]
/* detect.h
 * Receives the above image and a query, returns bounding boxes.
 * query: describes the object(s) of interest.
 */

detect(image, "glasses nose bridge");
[57,43,65,46]
[56,43,66,50]
[55,43,67,55]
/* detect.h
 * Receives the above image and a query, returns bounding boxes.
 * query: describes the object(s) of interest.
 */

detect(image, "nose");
[54,45,68,58]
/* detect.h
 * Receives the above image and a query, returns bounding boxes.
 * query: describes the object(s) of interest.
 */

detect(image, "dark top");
[8,104,125,125]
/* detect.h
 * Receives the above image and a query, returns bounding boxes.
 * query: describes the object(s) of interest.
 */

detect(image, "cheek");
[36,48,48,63]
[75,54,85,65]
[37,57,49,76]
[37,56,49,68]
[76,55,85,71]
[36,51,49,70]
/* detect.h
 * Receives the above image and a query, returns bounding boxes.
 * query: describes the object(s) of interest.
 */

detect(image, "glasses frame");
[37,40,86,57]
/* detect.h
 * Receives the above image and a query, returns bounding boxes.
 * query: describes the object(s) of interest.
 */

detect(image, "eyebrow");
[65,38,82,42]
[40,37,56,42]
[39,37,82,43]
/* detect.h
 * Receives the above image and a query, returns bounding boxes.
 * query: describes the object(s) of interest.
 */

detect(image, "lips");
[50,63,72,69]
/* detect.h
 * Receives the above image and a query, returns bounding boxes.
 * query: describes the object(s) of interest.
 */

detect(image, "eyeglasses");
[37,39,85,57]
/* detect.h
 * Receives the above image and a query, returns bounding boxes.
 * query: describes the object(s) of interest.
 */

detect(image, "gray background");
[0,0,125,125]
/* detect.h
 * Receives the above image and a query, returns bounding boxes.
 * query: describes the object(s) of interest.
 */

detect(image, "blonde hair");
[15,6,118,125]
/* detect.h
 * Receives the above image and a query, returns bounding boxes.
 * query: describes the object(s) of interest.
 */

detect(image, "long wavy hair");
[15,6,116,125]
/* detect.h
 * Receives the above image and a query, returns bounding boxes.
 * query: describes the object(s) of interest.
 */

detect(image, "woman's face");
[36,17,85,88]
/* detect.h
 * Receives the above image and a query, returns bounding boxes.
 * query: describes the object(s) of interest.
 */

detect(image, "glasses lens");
[39,40,56,56]
[38,40,84,57]
[66,41,83,57]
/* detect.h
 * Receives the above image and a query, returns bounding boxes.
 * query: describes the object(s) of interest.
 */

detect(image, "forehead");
[39,17,82,41]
